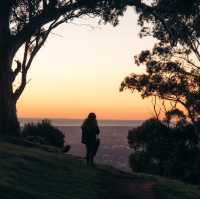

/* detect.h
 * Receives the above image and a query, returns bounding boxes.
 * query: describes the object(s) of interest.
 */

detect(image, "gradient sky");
[17,7,156,120]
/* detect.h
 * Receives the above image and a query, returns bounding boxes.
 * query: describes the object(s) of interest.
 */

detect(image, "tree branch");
[11,0,94,53]
[13,19,59,100]
[11,60,21,82]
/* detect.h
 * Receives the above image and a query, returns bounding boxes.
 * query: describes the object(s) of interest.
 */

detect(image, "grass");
[0,142,110,199]
[0,141,200,199]
[154,179,200,199]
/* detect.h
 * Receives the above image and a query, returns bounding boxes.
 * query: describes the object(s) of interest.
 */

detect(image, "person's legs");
[90,142,97,166]
[85,144,90,164]
[86,143,93,165]
[86,141,98,166]
[93,138,100,157]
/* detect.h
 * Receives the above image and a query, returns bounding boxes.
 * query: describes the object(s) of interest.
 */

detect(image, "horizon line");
[19,117,144,121]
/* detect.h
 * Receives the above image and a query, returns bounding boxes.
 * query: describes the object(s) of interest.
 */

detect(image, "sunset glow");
[17,8,155,120]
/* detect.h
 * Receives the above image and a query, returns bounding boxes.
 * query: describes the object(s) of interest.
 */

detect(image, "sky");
[17,7,156,120]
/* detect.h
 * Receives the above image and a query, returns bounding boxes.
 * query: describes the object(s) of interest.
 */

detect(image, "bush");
[129,152,160,175]
[22,120,65,148]
[128,118,200,184]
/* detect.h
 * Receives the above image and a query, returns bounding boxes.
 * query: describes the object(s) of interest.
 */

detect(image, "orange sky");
[17,8,156,120]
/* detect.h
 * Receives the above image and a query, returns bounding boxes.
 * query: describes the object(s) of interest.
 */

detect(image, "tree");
[0,0,126,135]
[119,0,200,122]
[127,118,200,184]
[118,0,200,184]
[120,43,200,122]
[3,0,197,135]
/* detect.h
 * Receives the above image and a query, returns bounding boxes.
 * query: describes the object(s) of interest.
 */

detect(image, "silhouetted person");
[81,113,100,166]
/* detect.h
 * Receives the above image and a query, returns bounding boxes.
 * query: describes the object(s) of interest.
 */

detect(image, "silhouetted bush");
[128,118,200,184]
[22,120,65,148]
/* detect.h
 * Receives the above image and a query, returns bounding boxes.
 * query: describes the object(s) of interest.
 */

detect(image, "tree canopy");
[3,0,127,101]
[120,0,200,122]
[0,0,128,134]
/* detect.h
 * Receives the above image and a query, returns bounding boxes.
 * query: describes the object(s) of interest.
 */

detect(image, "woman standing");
[81,113,100,166]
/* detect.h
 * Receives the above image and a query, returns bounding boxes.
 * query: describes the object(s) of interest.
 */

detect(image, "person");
[81,112,100,166]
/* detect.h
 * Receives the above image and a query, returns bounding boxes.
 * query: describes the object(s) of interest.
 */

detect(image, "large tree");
[120,0,200,122]
[0,0,128,135]
[2,0,198,135]
[120,44,200,122]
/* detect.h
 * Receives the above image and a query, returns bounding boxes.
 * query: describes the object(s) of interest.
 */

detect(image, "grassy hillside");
[0,141,200,199]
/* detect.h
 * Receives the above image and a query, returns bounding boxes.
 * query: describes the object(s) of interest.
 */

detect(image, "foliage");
[120,1,200,122]
[125,0,200,45]
[128,118,200,184]
[120,41,200,121]
[0,0,129,134]
[5,0,127,101]
[119,0,200,185]
[22,120,65,148]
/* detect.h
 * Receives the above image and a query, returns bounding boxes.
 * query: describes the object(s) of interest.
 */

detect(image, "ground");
[0,140,200,199]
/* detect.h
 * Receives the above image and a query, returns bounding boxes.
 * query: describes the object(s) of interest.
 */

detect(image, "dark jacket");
[81,120,100,144]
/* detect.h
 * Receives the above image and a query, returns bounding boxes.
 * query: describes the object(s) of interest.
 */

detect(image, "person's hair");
[88,112,96,120]
[82,112,98,128]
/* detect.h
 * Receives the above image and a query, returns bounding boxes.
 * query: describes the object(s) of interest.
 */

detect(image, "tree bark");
[0,21,20,136]
[0,50,20,136]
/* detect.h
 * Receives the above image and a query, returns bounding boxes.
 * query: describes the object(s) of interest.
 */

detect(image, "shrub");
[22,120,65,148]
[128,118,200,184]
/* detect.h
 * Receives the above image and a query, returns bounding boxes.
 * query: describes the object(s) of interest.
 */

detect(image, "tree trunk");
[0,43,20,136]
[0,88,20,136]
[0,4,20,136]
[0,56,20,136]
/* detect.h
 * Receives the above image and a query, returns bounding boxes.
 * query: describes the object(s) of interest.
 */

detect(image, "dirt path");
[99,167,157,199]
[113,179,156,199]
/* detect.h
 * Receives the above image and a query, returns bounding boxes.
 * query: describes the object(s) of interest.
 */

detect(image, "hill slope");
[0,142,200,199]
